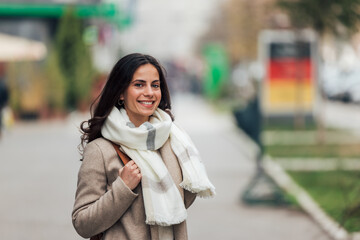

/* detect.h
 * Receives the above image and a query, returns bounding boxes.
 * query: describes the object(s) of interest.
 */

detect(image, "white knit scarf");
[101,107,216,228]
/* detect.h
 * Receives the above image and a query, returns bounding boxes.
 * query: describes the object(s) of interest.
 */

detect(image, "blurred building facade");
[0,1,127,118]
[0,1,120,43]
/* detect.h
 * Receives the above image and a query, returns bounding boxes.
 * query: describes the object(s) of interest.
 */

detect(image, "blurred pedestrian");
[72,53,215,240]
[0,76,9,138]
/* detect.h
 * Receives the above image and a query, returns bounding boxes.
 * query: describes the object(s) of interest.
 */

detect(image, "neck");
[130,116,150,127]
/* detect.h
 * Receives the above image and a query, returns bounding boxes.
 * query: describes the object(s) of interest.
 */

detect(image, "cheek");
[156,91,162,103]
[123,88,136,102]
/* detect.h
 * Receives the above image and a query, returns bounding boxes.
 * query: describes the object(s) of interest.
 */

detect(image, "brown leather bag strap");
[111,142,130,165]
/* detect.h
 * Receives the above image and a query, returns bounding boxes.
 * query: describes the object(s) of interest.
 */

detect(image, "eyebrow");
[132,79,160,83]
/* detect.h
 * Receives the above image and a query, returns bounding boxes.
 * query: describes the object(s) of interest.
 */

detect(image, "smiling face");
[120,64,161,127]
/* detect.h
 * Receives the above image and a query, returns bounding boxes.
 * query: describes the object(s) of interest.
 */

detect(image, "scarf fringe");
[145,212,188,226]
[180,182,216,198]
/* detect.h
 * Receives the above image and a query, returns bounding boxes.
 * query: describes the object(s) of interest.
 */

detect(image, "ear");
[119,94,124,100]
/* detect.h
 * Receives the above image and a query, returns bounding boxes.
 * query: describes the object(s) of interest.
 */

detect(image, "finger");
[126,162,134,169]
[133,163,140,169]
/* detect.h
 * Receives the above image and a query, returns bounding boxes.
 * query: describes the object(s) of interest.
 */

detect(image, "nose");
[143,85,154,96]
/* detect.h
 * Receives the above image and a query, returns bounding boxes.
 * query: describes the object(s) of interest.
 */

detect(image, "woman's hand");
[119,160,142,190]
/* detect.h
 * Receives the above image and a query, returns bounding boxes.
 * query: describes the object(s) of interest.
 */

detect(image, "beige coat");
[72,138,196,240]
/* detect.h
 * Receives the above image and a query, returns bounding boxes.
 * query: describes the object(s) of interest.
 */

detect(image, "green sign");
[202,43,229,99]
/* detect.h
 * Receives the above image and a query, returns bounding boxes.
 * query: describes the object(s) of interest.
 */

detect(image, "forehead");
[133,64,159,80]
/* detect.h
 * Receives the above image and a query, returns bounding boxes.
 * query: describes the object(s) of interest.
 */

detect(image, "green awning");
[0,3,116,19]
[0,3,132,27]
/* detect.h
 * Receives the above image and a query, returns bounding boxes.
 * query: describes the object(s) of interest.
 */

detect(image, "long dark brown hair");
[79,53,172,156]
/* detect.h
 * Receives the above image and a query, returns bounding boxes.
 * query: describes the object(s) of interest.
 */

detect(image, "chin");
[140,111,155,118]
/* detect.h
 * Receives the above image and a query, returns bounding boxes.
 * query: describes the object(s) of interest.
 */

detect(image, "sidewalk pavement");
[0,93,332,240]
[172,94,332,240]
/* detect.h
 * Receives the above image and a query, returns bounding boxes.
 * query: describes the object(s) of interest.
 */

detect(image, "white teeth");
[141,101,153,105]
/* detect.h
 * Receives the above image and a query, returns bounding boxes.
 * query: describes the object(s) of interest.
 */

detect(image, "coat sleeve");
[72,141,138,238]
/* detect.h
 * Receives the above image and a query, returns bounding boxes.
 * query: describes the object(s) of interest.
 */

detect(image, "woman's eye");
[152,84,160,88]
[134,83,143,87]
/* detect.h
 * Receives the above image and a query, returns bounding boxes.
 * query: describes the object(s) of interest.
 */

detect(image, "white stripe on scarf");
[101,107,216,227]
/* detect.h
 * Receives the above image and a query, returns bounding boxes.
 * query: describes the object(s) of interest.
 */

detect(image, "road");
[0,94,332,240]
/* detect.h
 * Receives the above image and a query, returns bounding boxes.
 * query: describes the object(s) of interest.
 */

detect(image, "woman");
[72,53,215,240]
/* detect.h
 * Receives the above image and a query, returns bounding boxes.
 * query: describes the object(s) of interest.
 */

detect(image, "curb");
[273,158,360,171]
[262,156,356,240]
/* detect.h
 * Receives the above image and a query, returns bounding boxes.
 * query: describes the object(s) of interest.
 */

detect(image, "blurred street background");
[1,0,360,239]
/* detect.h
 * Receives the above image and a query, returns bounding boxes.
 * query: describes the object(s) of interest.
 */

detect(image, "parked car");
[320,63,360,103]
